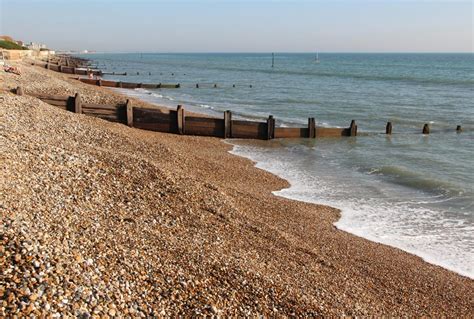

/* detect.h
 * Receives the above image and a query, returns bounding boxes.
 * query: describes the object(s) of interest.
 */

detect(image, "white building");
[25,42,47,50]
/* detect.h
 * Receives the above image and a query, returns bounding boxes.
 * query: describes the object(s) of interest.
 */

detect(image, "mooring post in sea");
[214,84,217,88]
[386,121,392,135]
[422,123,430,134]
[272,52,275,68]
[350,120,357,136]
[308,117,316,138]
[456,125,462,133]
[196,83,199,88]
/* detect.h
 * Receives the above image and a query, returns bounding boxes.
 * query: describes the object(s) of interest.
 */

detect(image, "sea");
[79,53,473,278]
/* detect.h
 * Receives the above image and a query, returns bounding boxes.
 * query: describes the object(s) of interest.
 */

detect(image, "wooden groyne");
[30,60,103,76]
[14,87,357,140]
[78,78,180,89]
[13,87,463,138]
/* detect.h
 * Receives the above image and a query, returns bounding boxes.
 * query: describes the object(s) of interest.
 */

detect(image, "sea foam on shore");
[229,139,474,279]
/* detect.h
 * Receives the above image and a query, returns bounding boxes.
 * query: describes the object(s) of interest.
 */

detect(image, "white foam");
[229,142,474,279]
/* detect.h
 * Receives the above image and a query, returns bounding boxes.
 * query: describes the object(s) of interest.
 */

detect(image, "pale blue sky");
[0,0,472,52]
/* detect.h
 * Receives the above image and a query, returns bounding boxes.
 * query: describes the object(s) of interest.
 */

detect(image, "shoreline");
[227,140,474,280]
[2,60,473,316]
[117,72,472,279]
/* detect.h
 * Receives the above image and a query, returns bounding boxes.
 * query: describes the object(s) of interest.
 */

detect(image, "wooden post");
[224,110,232,138]
[118,82,123,88]
[177,84,181,88]
[73,67,76,75]
[74,93,82,114]
[386,122,392,135]
[16,86,24,96]
[126,99,133,127]
[266,115,275,140]
[176,105,185,134]
[98,79,102,87]
[308,117,316,138]
[58,65,62,73]
[196,83,199,88]
[350,120,357,136]
[456,125,462,133]
[214,84,217,88]
[422,123,430,134]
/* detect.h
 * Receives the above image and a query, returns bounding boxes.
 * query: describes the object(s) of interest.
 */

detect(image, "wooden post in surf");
[266,115,275,140]
[196,83,199,88]
[126,99,133,127]
[308,117,316,138]
[350,120,357,136]
[386,122,392,135]
[74,93,82,114]
[58,65,62,73]
[16,86,24,96]
[176,105,185,135]
[224,110,232,138]
[456,125,462,133]
[422,123,430,134]
[98,79,102,87]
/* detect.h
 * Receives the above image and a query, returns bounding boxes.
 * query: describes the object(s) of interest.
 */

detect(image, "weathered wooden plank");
[161,84,180,89]
[231,120,262,128]
[232,121,267,139]
[133,122,177,132]
[132,108,178,133]
[40,99,69,107]
[141,83,160,89]
[31,93,70,101]
[82,103,120,111]
[133,108,174,122]
[121,82,138,89]
[98,80,117,87]
[274,127,308,138]
[86,113,119,121]
[315,127,350,137]
[82,108,119,116]
[185,116,225,137]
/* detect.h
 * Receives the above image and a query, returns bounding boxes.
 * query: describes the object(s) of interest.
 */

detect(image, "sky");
[0,0,472,52]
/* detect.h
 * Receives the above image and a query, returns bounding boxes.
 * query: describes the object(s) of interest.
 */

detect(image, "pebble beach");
[1,61,473,317]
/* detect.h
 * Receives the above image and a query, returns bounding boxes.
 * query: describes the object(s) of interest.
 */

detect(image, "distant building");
[25,42,48,50]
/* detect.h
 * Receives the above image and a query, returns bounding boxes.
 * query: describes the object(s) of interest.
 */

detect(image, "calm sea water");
[81,53,473,278]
